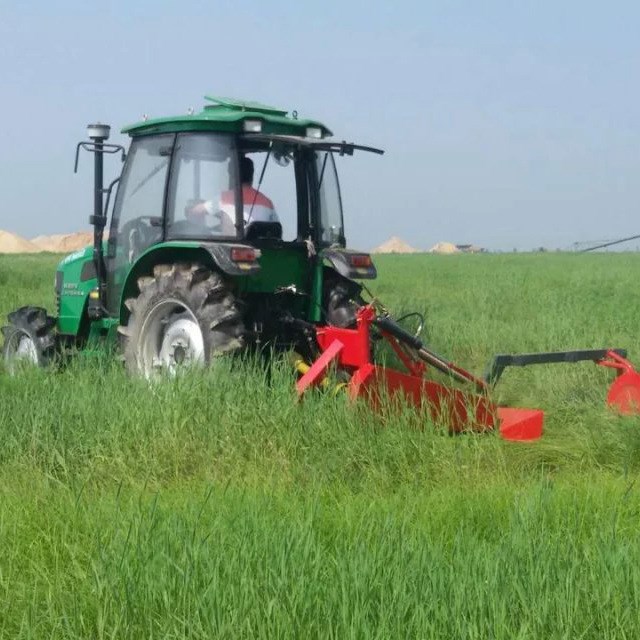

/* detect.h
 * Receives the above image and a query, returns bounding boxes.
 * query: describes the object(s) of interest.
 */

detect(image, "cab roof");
[122,95,333,138]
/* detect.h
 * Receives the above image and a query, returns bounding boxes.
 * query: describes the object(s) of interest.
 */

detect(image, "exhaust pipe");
[87,123,110,317]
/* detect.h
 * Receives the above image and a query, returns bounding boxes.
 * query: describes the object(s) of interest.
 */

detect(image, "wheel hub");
[138,299,205,377]
[173,345,187,365]
[158,317,204,371]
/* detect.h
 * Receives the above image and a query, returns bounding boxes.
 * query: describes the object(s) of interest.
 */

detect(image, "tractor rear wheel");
[1,306,57,372]
[323,270,367,328]
[120,263,244,377]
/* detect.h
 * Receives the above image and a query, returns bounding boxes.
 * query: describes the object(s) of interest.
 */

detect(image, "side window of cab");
[107,134,173,312]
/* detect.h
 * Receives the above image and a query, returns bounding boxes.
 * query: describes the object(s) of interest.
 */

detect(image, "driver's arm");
[189,199,235,235]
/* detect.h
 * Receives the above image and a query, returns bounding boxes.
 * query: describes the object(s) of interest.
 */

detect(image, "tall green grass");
[3,477,640,639]
[1,252,640,638]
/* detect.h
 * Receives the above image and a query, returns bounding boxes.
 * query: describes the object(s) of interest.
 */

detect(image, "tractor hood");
[56,241,107,283]
[57,245,93,270]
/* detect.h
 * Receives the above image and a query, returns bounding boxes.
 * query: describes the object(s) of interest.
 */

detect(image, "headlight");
[306,126,323,139]
[243,119,262,133]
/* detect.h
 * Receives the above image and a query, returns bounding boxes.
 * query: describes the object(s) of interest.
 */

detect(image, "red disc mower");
[296,304,640,441]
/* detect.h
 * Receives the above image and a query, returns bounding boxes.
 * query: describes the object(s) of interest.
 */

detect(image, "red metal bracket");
[296,339,344,396]
[380,331,426,377]
[599,350,640,414]
[598,349,637,375]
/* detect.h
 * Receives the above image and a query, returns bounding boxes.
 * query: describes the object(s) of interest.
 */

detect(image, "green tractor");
[2,96,381,375]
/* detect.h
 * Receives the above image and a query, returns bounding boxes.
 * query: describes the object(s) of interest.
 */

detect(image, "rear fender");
[321,247,377,280]
[118,241,260,325]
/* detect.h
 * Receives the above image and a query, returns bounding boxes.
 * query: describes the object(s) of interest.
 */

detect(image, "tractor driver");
[185,156,278,235]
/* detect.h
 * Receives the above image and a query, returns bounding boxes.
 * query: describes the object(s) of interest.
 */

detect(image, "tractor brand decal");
[60,248,88,265]
[62,283,85,297]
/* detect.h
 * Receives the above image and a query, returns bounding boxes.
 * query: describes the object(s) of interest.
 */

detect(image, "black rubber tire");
[119,263,245,376]
[1,306,57,371]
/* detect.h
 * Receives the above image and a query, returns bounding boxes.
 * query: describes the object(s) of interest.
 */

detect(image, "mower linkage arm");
[373,315,488,391]
[484,349,628,387]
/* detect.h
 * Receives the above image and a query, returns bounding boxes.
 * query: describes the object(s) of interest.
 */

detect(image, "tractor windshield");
[237,137,345,246]
[166,133,239,240]
[238,135,381,248]
[238,144,297,241]
[315,151,344,246]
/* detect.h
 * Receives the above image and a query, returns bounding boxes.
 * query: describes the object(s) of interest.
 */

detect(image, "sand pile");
[428,241,460,255]
[0,230,40,253]
[373,236,419,254]
[0,230,96,254]
[31,232,93,253]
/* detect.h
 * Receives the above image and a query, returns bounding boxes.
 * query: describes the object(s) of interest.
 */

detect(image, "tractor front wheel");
[1,306,57,373]
[120,263,244,377]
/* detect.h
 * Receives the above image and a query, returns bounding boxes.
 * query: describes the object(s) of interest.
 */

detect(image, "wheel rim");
[137,299,205,377]
[5,331,39,371]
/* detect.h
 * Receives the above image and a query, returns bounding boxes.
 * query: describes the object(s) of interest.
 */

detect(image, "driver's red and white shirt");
[218,185,278,225]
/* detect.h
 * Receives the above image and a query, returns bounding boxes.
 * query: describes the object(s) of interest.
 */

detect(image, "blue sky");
[0,0,638,250]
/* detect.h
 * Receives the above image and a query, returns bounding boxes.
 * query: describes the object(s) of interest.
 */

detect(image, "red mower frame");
[297,305,640,442]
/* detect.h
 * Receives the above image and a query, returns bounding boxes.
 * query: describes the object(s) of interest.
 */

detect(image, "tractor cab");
[45,97,382,372]
[98,99,382,327]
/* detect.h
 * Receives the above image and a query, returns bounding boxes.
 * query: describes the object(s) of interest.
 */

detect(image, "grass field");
[1,252,640,638]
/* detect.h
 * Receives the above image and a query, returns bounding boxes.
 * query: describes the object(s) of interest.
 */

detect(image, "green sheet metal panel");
[122,96,332,138]
[56,246,96,336]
